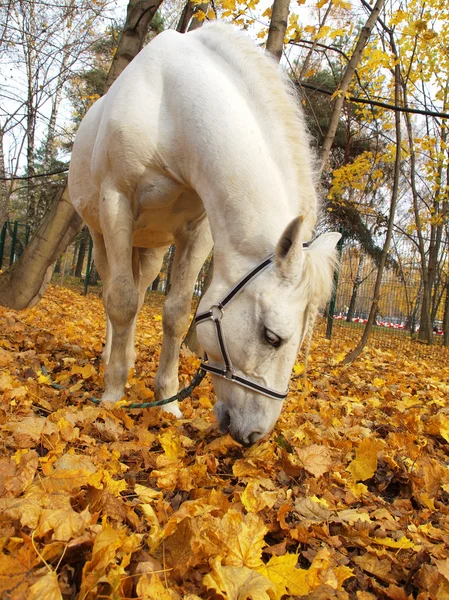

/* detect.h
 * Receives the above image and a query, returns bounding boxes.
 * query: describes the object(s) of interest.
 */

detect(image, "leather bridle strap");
[195,254,288,401]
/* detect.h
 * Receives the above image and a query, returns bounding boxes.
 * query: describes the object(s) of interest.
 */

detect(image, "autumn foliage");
[1,285,449,599]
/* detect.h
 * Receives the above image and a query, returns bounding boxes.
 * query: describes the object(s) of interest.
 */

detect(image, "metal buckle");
[210,305,224,321]
[224,367,235,380]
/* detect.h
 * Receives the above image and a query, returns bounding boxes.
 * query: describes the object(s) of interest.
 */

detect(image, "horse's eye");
[264,328,281,348]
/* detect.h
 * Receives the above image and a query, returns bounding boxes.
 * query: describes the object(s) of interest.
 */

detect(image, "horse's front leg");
[155,216,212,416]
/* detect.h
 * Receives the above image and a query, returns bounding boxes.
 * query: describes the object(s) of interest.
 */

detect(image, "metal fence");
[0,221,31,269]
[318,231,449,358]
[2,222,448,358]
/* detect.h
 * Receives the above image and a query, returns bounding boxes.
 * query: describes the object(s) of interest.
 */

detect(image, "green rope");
[40,365,207,409]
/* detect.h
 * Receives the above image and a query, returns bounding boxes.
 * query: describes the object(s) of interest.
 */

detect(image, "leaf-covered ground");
[1,285,449,600]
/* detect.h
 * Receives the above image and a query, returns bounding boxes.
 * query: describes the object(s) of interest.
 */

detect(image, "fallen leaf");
[203,556,275,600]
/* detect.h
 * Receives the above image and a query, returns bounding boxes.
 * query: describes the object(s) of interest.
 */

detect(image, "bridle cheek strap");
[195,254,289,401]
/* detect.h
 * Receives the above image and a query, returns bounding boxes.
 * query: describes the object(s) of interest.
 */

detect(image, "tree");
[0,0,163,309]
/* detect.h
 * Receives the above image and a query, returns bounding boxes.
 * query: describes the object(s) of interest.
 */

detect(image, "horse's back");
[69,23,317,240]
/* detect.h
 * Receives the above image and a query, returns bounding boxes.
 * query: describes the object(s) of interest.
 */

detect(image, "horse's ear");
[275,216,304,280]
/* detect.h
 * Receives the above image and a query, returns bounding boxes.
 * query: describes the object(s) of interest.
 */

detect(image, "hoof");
[101,389,124,405]
[162,401,182,418]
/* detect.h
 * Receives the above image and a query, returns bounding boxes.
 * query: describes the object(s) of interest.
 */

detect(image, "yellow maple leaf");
[219,510,268,569]
[256,553,309,599]
[136,572,176,600]
[37,372,52,385]
[28,571,62,600]
[35,507,91,541]
[372,536,414,549]
[203,556,275,600]
[347,438,384,481]
[241,482,278,513]
[159,430,186,460]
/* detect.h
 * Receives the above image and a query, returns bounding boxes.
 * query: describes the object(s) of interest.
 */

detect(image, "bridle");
[195,253,297,401]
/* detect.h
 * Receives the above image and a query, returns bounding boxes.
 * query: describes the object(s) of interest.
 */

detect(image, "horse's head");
[196,217,341,446]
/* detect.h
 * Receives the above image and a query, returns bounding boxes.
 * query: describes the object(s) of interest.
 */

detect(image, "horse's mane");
[193,22,319,238]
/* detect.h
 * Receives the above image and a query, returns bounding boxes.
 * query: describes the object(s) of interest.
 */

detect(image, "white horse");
[68,22,340,445]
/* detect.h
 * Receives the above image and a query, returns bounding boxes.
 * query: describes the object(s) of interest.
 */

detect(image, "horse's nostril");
[248,431,263,446]
[214,402,231,433]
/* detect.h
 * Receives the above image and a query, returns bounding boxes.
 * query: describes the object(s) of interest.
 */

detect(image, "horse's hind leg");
[125,246,167,368]
[99,185,138,403]
[155,215,212,416]
[89,232,113,365]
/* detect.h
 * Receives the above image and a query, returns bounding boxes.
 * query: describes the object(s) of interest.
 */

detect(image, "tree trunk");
[443,280,449,347]
[320,0,386,171]
[265,0,291,62]
[0,186,83,309]
[177,1,209,33]
[184,255,213,354]
[104,0,165,93]
[0,0,159,310]
[0,127,9,225]
[343,62,402,365]
[75,227,90,278]
[346,253,365,322]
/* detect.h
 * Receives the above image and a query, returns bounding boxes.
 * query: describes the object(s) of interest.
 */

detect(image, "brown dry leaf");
[0,552,36,598]
[347,438,384,481]
[0,449,38,497]
[294,444,333,478]
[28,570,62,600]
[294,496,332,521]
[436,558,449,583]
[203,556,276,600]
[354,553,395,583]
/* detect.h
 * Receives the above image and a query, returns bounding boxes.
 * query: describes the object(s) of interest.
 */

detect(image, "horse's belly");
[132,229,173,248]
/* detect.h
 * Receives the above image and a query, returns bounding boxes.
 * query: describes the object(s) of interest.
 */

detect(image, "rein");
[41,364,207,409]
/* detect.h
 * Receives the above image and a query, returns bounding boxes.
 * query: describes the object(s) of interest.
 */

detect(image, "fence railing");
[0,221,31,269]
[2,222,448,357]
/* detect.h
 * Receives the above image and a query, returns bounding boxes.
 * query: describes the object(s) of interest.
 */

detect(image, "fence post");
[326,230,345,340]
[0,222,7,270]
[84,236,93,296]
[9,221,19,266]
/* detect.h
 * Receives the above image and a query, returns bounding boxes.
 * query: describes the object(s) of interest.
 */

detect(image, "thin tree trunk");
[104,0,164,93]
[0,0,159,309]
[75,227,89,278]
[343,62,402,365]
[346,253,365,322]
[184,255,213,353]
[177,1,209,33]
[298,2,332,79]
[0,127,8,225]
[177,1,194,32]
[443,280,449,347]
[265,0,291,62]
[0,186,82,308]
[319,0,386,171]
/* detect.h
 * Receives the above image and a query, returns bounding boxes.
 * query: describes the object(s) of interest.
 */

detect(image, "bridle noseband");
[195,254,293,401]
